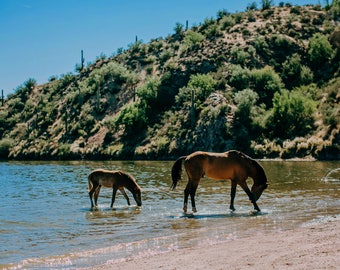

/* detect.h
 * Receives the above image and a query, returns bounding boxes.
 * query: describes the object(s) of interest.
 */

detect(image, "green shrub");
[217,9,230,20]
[220,16,236,30]
[15,78,36,102]
[281,53,313,89]
[159,50,172,65]
[176,74,216,105]
[56,143,71,158]
[308,33,333,65]
[0,138,13,158]
[232,89,260,151]
[228,65,251,90]
[300,66,314,85]
[182,30,204,52]
[281,53,302,88]
[247,10,256,22]
[0,110,8,137]
[266,89,316,139]
[137,77,161,113]
[114,103,147,136]
[261,0,273,10]
[230,47,250,66]
[323,107,338,127]
[232,13,244,24]
[204,23,221,38]
[250,66,283,107]
[329,0,340,20]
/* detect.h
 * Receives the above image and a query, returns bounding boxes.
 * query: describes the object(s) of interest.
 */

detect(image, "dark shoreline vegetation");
[0,2,339,161]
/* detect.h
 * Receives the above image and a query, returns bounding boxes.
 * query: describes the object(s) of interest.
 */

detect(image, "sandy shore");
[94,216,340,270]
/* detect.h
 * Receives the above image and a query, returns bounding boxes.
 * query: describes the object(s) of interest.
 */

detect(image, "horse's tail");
[170,156,187,190]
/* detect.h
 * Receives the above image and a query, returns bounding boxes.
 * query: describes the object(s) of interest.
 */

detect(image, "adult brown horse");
[88,169,142,208]
[171,150,268,213]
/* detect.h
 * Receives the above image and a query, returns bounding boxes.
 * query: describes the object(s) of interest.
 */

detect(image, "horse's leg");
[183,181,192,213]
[94,185,101,207]
[119,187,131,206]
[189,181,199,213]
[239,182,261,211]
[110,187,118,208]
[184,180,199,213]
[229,180,237,211]
[89,189,95,208]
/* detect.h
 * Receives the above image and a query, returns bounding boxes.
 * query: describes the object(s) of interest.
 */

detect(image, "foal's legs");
[239,182,261,211]
[110,188,118,208]
[94,185,101,207]
[89,182,99,208]
[119,187,131,206]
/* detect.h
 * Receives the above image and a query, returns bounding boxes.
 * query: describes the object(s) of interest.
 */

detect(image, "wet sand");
[97,217,340,270]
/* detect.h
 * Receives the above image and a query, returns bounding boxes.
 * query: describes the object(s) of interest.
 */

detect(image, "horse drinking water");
[171,150,268,213]
[88,169,142,208]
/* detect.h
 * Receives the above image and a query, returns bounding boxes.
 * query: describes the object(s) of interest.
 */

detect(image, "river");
[0,160,339,269]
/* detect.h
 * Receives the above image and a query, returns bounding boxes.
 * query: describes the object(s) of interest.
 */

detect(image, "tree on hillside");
[308,33,335,82]
[250,66,283,108]
[15,78,36,102]
[261,0,273,10]
[232,89,259,151]
[281,53,314,89]
[266,89,316,139]
[308,33,333,65]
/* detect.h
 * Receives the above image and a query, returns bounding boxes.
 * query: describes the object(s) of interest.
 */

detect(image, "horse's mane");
[230,150,267,185]
[116,170,141,190]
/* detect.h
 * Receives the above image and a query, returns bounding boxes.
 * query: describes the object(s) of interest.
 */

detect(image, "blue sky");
[1,0,322,96]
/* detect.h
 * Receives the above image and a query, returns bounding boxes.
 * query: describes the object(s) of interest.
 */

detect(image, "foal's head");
[125,173,142,206]
[133,187,142,206]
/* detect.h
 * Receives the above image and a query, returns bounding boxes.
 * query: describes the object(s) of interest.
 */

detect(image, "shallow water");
[0,160,339,269]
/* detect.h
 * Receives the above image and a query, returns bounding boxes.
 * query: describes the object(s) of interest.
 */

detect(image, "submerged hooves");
[251,209,262,215]
[252,205,261,213]
[254,206,261,212]
[183,208,197,214]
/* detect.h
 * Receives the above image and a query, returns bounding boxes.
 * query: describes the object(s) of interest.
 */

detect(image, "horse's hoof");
[192,207,197,213]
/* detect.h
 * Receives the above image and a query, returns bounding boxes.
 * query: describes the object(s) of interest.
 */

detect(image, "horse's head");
[133,187,142,206]
[251,161,268,202]
[251,183,268,202]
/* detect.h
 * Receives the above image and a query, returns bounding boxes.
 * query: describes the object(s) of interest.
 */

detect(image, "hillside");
[0,3,339,160]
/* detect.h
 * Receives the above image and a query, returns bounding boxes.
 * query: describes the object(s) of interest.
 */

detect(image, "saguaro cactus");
[81,50,85,71]
[190,88,195,127]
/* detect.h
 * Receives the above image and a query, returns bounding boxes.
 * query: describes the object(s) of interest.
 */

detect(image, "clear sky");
[1,0,322,96]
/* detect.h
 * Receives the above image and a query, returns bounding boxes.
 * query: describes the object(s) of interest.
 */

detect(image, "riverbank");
[97,216,340,270]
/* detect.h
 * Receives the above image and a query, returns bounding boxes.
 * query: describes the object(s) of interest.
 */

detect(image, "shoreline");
[96,217,340,270]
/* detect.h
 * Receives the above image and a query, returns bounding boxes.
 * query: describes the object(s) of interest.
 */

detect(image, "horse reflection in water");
[171,150,268,213]
[88,169,142,209]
